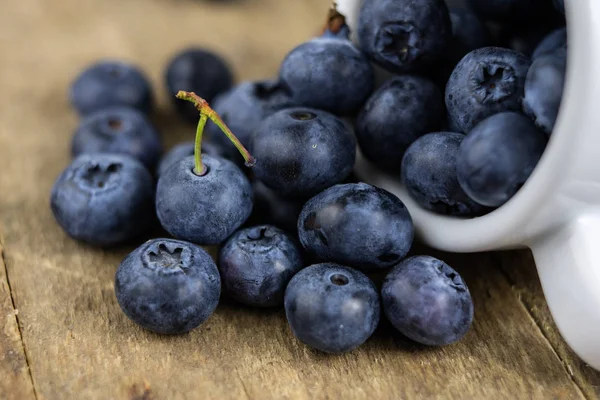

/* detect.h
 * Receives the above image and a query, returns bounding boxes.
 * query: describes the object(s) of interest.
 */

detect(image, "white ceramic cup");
[339,0,600,370]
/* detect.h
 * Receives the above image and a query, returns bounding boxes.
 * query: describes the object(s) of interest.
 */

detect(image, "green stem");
[194,114,208,175]
[175,91,256,176]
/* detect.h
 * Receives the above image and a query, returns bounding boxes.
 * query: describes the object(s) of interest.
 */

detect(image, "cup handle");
[530,212,600,370]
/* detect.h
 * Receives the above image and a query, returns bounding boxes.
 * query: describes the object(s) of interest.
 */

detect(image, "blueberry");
[532,27,567,60]
[115,238,220,334]
[50,154,155,246]
[71,107,162,171]
[284,263,380,353]
[70,60,153,116]
[165,48,233,122]
[248,180,305,232]
[523,49,566,135]
[355,75,445,171]
[466,0,548,23]
[251,108,356,198]
[156,140,230,177]
[357,0,451,73]
[401,132,485,216]
[446,47,531,133]
[278,28,373,115]
[298,183,414,270]
[219,225,303,307]
[456,112,548,207]
[155,155,253,245]
[206,80,296,163]
[382,255,473,346]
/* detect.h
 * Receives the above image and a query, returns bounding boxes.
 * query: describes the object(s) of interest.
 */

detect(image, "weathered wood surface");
[0,0,599,398]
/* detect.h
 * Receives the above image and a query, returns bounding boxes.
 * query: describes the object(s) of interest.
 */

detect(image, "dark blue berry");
[251,108,356,198]
[357,0,452,73]
[219,225,303,307]
[115,238,220,334]
[466,0,548,23]
[206,80,296,163]
[50,154,154,247]
[457,112,548,207]
[298,183,414,271]
[446,47,531,133]
[382,255,473,346]
[70,60,153,116]
[401,132,485,216]
[71,107,162,171]
[165,48,233,122]
[156,140,231,177]
[355,75,445,171]
[284,263,380,353]
[279,30,373,115]
[155,155,252,245]
[532,27,567,60]
[523,49,566,134]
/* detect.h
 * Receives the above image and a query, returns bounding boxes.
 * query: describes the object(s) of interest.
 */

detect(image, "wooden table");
[1,0,599,398]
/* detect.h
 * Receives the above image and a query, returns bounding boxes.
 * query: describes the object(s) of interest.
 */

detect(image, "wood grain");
[0,0,596,398]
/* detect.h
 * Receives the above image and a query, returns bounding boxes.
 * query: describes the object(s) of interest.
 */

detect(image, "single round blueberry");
[155,155,253,245]
[206,80,296,163]
[284,263,380,353]
[382,255,473,346]
[156,140,231,177]
[219,225,303,307]
[532,27,567,60]
[446,47,531,133]
[279,37,373,115]
[71,107,162,171]
[50,154,155,247]
[251,108,356,198]
[466,0,549,23]
[401,132,485,216]
[355,75,445,171]
[357,0,452,73]
[165,48,233,122]
[298,183,414,270]
[115,238,221,334]
[248,180,305,232]
[523,49,566,135]
[70,60,153,116]
[456,112,548,207]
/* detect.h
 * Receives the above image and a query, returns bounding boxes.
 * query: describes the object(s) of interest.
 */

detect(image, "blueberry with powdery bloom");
[355,75,445,172]
[401,132,486,216]
[115,238,221,334]
[50,153,155,247]
[70,60,153,116]
[219,225,303,307]
[71,107,162,171]
[445,47,531,133]
[206,79,296,163]
[251,108,356,198]
[298,183,414,271]
[278,7,373,115]
[357,0,452,74]
[382,255,473,346]
[165,48,233,123]
[156,140,232,177]
[456,112,548,207]
[284,263,380,353]
[532,27,567,60]
[523,49,567,135]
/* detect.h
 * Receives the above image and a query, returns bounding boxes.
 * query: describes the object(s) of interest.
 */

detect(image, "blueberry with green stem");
[156,91,255,245]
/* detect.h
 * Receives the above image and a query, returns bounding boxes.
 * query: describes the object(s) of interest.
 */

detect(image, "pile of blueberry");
[50,0,567,353]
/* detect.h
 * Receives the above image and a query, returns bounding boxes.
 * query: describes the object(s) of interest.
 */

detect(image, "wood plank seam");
[497,266,589,399]
[1,242,39,400]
